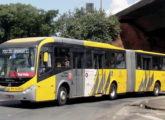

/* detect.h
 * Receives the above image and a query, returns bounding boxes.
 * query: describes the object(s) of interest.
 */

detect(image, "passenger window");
[55,48,71,68]
[116,53,125,69]
[161,57,165,70]
[152,56,159,70]
[105,52,116,68]
[142,57,151,70]
[93,54,99,69]
[136,54,142,69]
[86,49,92,68]
[73,52,84,69]
[93,53,104,69]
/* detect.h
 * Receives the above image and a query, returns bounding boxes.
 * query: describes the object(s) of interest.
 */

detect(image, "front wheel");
[57,87,68,106]
[153,82,160,96]
[109,83,117,100]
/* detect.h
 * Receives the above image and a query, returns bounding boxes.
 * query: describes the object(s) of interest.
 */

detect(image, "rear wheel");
[153,82,160,96]
[109,83,117,100]
[57,86,68,106]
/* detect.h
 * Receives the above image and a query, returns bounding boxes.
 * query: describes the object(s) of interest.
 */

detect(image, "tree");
[55,8,121,43]
[0,3,58,42]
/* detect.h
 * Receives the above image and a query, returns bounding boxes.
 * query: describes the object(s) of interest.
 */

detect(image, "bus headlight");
[4,87,9,92]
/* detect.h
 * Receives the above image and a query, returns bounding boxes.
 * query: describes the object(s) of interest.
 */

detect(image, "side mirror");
[43,52,48,62]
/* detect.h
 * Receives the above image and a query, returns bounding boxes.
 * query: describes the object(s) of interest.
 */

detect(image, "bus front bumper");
[0,85,36,101]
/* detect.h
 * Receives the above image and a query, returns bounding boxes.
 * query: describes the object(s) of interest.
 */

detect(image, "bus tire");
[109,83,117,100]
[153,82,160,96]
[57,86,68,106]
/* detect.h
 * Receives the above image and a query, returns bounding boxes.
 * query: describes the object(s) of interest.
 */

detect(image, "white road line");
[135,113,163,120]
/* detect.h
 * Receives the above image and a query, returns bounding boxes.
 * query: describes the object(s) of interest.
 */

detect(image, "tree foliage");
[0,4,120,44]
[56,8,121,43]
[0,3,58,42]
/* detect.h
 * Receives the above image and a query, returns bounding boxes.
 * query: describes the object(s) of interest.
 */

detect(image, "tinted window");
[39,47,53,75]
[55,47,71,68]
[152,56,160,70]
[86,49,92,68]
[105,52,115,68]
[162,57,165,70]
[73,52,84,69]
[142,57,151,70]
[105,51,125,69]
[136,54,142,69]
[116,53,125,69]
[93,53,104,69]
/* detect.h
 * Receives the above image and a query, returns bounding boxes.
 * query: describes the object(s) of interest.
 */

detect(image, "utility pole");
[100,0,102,11]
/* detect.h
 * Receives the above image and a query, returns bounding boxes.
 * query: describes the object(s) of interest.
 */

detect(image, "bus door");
[93,51,105,94]
[71,49,84,96]
[142,55,152,91]
[36,45,55,101]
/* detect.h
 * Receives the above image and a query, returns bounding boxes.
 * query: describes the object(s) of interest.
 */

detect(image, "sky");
[0,0,141,15]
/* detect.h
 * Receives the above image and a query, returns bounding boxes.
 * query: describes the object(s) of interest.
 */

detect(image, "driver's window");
[38,47,53,75]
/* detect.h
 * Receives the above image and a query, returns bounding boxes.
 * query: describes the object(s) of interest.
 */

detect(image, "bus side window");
[39,51,52,75]
[55,47,71,68]
[93,53,104,69]
[161,57,165,70]
[142,56,152,70]
[105,52,119,69]
[110,52,116,68]
[152,56,159,70]
[116,53,125,69]
[136,54,142,69]
[73,52,84,69]
[85,49,92,68]
[93,54,98,69]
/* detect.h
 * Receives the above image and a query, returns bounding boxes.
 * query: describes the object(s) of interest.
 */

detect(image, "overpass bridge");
[116,0,165,53]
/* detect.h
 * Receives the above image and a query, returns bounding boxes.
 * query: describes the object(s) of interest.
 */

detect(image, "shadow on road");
[0,92,164,109]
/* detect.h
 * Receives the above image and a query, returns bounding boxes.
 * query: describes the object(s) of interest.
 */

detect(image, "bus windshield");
[0,47,36,78]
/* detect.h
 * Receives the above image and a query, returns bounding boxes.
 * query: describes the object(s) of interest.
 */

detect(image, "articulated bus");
[0,37,165,105]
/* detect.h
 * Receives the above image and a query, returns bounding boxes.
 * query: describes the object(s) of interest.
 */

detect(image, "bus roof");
[0,37,46,48]
[3,37,165,55]
[135,50,165,56]
[7,37,47,43]
[53,37,125,51]
[84,40,124,50]
[0,37,124,50]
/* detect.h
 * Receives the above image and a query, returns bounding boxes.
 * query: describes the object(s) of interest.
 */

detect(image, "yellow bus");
[0,37,164,105]
[133,50,165,95]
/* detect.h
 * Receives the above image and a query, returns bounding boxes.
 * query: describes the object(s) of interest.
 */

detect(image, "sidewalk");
[144,96,165,110]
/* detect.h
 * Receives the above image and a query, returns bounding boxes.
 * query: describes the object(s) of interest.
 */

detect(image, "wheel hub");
[155,87,159,94]
[60,91,66,100]
[111,89,115,97]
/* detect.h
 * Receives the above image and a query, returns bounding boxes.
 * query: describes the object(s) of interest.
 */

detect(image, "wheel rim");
[110,85,116,98]
[154,86,159,95]
[110,88,115,97]
[60,90,66,101]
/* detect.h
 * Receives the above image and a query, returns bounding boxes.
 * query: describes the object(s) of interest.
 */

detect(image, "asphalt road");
[0,93,161,120]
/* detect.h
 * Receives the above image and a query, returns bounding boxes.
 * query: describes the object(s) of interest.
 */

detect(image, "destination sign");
[2,48,29,54]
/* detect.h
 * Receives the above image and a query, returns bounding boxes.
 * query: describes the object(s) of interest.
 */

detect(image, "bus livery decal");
[138,74,154,92]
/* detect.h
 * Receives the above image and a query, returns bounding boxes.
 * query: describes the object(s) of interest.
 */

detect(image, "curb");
[129,96,165,111]
[144,97,165,111]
